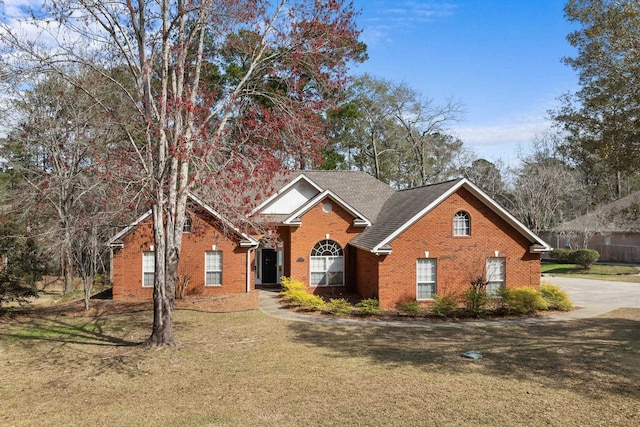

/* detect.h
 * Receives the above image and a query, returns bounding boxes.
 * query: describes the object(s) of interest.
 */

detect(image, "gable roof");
[294,171,396,223]
[554,192,640,233]
[107,193,259,248]
[350,178,551,254]
[252,170,396,224]
[283,189,372,226]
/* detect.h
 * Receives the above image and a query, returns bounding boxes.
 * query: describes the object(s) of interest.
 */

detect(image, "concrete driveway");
[543,276,640,319]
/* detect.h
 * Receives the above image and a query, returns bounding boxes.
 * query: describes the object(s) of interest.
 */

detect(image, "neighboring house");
[109,171,551,309]
[546,192,640,263]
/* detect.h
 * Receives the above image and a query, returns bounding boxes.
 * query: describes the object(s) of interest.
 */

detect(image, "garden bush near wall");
[498,287,548,315]
[325,298,351,316]
[280,277,325,311]
[431,294,458,318]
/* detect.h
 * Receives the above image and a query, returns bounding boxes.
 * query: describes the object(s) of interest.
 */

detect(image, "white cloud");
[357,1,458,46]
[453,114,552,162]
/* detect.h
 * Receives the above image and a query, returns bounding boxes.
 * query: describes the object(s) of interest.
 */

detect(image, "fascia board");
[249,173,323,215]
[372,178,552,253]
[106,210,152,247]
[283,189,372,226]
[371,181,465,253]
[187,193,259,246]
[460,180,552,250]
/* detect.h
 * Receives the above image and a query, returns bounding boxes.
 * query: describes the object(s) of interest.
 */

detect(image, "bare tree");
[0,1,364,346]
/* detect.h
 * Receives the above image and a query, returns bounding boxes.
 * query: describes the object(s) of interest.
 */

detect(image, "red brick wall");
[287,199,361,295]
[376,187,541,309]
[111,210,252,300]
[351,247,380,299]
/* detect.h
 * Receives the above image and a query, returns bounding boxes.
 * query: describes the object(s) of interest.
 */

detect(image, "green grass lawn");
[1,305,639,426]
[542,262,640,283]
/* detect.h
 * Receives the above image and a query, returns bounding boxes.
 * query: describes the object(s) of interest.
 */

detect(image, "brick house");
[109,171,550,308]
[107,193,259,299]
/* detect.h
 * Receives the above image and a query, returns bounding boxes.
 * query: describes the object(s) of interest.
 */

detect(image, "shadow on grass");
[288,314,640,399]
[0,314,143,347]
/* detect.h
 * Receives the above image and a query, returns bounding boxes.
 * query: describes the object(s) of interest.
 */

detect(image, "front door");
[261,248,278,284]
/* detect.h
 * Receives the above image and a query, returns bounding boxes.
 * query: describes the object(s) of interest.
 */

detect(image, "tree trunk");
[62,243,74,294]
[145,199,177,347]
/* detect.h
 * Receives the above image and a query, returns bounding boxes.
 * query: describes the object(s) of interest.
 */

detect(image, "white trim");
[372,178,551,253]
[283,189,372,227]
[204,250,223,286]
[107,210,152,247]
[250,173,323,215]
[142,251,154,287]
[107,193,259,248]
[416,258,437,300]
[187,193,259,246]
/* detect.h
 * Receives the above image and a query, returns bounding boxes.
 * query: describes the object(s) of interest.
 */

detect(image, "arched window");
[182,214,192,233]
[310,239,344,286]
[453,211,470,236]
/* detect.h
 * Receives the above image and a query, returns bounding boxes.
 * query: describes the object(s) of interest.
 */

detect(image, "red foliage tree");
[0,0,365,346]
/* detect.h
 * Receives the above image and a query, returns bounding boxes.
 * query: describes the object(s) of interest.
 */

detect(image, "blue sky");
[351,0,579,163]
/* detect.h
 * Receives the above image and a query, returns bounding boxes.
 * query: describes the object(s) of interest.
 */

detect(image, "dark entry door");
[261,249,278,284]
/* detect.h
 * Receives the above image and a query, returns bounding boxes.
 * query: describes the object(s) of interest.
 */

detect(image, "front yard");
[1,301,639,426]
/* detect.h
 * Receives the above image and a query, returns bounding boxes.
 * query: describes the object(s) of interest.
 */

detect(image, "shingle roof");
[294,170,396,222]
[261,171,550,253]
[554,192,640,233]
[350,179,462,251]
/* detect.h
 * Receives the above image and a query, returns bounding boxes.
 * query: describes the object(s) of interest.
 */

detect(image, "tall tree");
[506,135,587,234]
[326,74,467,187]
[3,74,125,296]
[0,1,364,346]
[553,0,640,199]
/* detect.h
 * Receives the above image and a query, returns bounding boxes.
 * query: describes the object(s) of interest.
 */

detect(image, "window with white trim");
[183,214,192,233]
[205,251,222,286]
[416,258,437,300]
[310,239,344,286]
[486,257,506,295]
[453,211,471,236]
[142,251,154,287]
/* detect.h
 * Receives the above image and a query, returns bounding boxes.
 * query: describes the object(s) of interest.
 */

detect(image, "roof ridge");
[396,177,463,192]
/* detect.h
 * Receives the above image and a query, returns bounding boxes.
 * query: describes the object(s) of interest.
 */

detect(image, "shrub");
[499,287,548,315]
[540,281,574,311]
[325,298,352,316]
[280,277,325,311]
[549,248,573,263]
[431,294,458,318]
[355,298,383,316]
[398,301,421,316]
[568,249,599,269]
[297,293,326,311]
[462,288,489,317]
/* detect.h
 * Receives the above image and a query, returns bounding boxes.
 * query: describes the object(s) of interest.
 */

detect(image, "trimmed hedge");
[568,249,599,269]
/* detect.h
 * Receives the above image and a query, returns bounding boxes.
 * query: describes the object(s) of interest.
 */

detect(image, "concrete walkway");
[258,276,640,327]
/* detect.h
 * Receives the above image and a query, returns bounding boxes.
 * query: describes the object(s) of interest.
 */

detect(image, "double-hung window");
[486,257,506,295]
[142,251,154,287]
[416,258,437,300]
[205,251,222,286]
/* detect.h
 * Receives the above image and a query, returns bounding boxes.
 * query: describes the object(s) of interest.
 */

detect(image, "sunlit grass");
[542,262,640,282]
